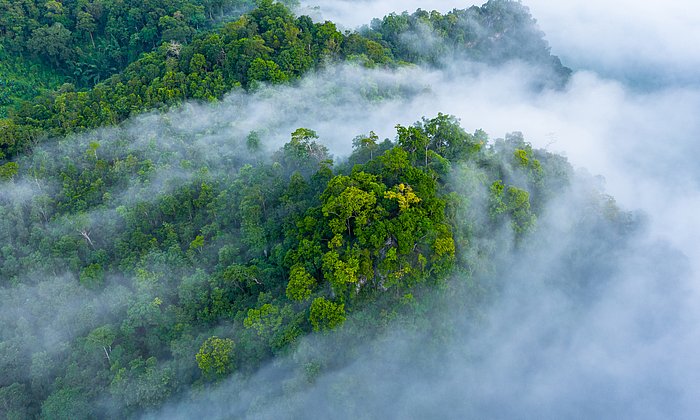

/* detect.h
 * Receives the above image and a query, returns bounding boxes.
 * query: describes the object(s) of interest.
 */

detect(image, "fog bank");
[145,1,700,417]
[3,1,698,417]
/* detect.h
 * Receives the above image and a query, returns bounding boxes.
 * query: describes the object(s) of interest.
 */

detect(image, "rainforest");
[1,0,698,418]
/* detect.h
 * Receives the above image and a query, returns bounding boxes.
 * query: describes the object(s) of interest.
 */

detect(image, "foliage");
[0,0,258,87]
[40,388,92,420]
[309,297,346,332]
[0,48,66,118]
[0,161,18,180]
[286,264,316,302]
[0,1,590,417]
[244,303,283,338]
[195,336,235,379]
[0,1,396,162]
[0,107,636,417]
[0,0,571,164]
[364,0,571,84]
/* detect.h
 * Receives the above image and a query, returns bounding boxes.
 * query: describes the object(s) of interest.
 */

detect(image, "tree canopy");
[0,2,610,418]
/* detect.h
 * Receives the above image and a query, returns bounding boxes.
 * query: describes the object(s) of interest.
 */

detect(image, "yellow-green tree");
[309,297,345,332]
[196,336,235,379]
[286,264,316,302]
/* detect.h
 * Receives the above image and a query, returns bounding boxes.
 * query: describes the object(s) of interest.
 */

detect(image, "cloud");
[8,57,697,419]
[4,1,699,416]
[524,0,700,87]
[129,55,699,417]
[299,0,700,86]
[139,0,700,417]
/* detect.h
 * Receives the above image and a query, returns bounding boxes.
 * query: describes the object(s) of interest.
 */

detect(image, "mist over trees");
[1,0,692,418]
[1,99,622,416]
[0,0,567,162]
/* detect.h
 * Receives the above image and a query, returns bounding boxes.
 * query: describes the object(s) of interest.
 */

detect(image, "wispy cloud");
[142,1,700,417]
[4,1,698,417]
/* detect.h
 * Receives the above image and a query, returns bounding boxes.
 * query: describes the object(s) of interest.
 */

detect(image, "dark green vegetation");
[0,0,267,82]
[0,109,637,417]
[0,0,569,162]
[0,1,605,418]
[0,0,275,116]
[0,0,393,161]
[0,47,65,118]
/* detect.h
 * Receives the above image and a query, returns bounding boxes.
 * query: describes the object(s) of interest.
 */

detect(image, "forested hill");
[0,108,636,418]
[0,0,569,163]
[0,1,617,419]
[0,0,276,117]
[365,1,570,75]
[0,0,266,84]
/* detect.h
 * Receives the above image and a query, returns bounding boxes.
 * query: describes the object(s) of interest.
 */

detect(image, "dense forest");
[0,0,569,162]
[0,0,270,83]
[0,1,639,418]
[0,0,280,118]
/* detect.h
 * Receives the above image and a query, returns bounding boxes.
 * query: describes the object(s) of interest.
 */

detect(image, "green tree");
[79,263,104,289]
[352,131,379,161]
[277,128,330,175]
[384,183,421,212]
[506,185,536,234]
[286,264,316,302]
[309,297,345,332]
[246,130,261,153]
[247,57,288,84]
[196,336,235,379]
[86,325,116,364]
[159,14,195,44]
[110,357,175,410]
[244,303,282,338]
[28,23,73,66]
[188,234,205,254]
[489,180,536,235]
[0,162,19,181]
[322,185,377,238]
[321,250,360,293]
[41,388,92,420]
[76,11,97,47]
[0,383,30,420]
